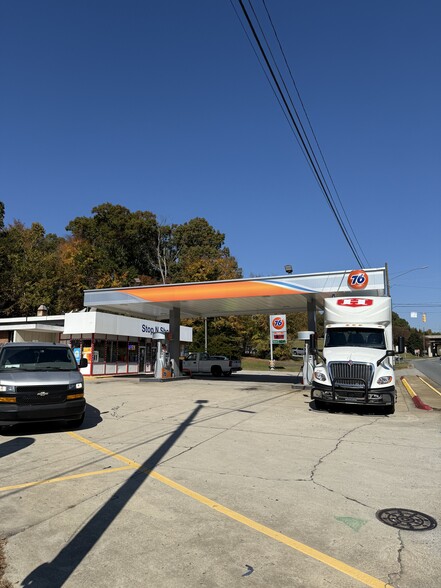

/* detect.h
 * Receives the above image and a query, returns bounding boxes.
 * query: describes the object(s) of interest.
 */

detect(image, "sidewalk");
[396,365,441,411]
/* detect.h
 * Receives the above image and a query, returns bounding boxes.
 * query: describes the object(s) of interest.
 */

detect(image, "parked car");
[0,342,88,429]
[291,347,305,357]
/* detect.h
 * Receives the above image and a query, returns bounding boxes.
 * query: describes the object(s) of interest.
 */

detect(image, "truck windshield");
[325,328,386,349]
[0,347,78,371]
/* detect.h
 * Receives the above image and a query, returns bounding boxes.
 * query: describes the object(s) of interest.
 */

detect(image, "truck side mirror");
[397,336,405,354]
[377,350,395,366]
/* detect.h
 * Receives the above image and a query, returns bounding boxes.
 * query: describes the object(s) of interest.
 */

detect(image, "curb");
[400,376,433,411]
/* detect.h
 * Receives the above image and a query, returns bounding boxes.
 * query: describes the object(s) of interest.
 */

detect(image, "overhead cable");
[233,0,366,267]
[261,0,370,267]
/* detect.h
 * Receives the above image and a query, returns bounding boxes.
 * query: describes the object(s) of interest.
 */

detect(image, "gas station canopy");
[83,268,387,321]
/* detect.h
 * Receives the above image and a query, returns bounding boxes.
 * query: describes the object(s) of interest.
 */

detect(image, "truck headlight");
[377,376,392,385]
[313,371,327,382]
[0,385,15,393]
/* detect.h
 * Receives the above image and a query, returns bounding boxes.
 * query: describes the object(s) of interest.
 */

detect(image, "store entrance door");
[138,347,146,373]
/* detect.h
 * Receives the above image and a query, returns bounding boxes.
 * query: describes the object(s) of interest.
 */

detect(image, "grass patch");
[241,357,303,372]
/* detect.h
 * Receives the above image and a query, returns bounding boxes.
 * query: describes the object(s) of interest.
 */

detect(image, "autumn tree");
[169,217,242,283]
[0,221,64,316]
[66,203,160,287]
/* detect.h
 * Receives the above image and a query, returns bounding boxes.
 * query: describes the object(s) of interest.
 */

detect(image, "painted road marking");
[418,376,441,397]
[401,377,432,410]
[0,466,134,492]
[67,431,392,588]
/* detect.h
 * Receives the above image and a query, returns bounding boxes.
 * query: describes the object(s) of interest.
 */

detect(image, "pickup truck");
[182,352,242,377]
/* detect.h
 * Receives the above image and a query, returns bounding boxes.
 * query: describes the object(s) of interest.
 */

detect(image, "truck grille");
[328,362,374,389]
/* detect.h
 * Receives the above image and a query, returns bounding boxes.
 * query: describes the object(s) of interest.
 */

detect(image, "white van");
[0,342,87,429]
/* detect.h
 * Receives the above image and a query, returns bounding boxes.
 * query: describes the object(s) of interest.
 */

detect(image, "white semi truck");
[311,296,404,414]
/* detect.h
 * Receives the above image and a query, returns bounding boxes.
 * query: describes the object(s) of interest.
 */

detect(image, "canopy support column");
[169,307,181,376]
[307,299,317,333]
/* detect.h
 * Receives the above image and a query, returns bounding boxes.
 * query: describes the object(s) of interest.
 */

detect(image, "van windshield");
[0,347,78,371]
[325,328,386,349]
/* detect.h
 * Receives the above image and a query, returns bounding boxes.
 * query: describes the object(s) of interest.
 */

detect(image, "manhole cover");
[376,508,437,531]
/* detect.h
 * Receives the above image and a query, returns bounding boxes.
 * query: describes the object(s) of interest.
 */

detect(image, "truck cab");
[311,297,402,414]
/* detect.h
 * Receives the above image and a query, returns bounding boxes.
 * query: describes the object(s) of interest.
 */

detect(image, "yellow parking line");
[418,376,441,397]
[67,431,392,588]
[0,465,134,492]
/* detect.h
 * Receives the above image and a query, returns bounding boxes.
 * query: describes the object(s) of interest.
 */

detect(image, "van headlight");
[313,370,327,382]
[69,382,83,390]
[0,385,15,393]
[377,376,392,385]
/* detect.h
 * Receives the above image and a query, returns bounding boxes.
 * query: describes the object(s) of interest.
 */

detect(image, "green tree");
[169,217,242,283]
[407,330,423,354]
[0,221,64,316]
[392,311,411,344]
[66,203,160,285]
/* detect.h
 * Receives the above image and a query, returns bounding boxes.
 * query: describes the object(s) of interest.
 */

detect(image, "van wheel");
[211,365,222,377]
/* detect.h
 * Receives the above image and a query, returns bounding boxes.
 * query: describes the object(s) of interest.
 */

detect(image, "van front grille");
[17,393,66,405]
[16,385,68,405]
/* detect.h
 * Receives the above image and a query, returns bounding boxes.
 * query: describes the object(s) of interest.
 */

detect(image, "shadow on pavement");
[21,401,206,587]
[192,372,303,385]
[0,436,35,457]
[309,399,392,417]
[0,402,102,437]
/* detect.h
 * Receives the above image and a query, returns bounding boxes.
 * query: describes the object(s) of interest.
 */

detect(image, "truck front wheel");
[384,404,395,415]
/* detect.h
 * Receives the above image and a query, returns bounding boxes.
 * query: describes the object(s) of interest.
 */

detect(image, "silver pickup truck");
[0,342,88,429]
[182,352,242,377]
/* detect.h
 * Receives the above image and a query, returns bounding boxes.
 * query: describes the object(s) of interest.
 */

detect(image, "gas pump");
[298,330,316,385]
[153,333,172,379]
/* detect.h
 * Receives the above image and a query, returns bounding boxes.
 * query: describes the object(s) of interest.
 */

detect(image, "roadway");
[412,357,441,387]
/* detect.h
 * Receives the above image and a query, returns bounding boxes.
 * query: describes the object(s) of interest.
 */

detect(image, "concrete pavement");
[0,368,440,587]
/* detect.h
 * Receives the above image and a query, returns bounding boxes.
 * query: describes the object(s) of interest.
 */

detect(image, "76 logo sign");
[347,270,369,290]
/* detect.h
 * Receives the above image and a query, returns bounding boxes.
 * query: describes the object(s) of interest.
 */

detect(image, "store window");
[108,340,118,363]
[94,339,106,363]
[118,340,128,364]
[128,342,138,363]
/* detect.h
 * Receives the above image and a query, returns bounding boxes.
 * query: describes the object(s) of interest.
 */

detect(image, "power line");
[260,0,370,267]
[232,0,366,267]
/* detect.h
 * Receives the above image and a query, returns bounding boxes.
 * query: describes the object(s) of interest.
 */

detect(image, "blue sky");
[1,1,440,331]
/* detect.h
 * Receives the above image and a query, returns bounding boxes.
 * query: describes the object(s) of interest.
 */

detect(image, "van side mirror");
[79,357,88,368]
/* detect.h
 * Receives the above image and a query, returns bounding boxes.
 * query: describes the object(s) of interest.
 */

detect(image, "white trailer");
[311,296,403,414]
